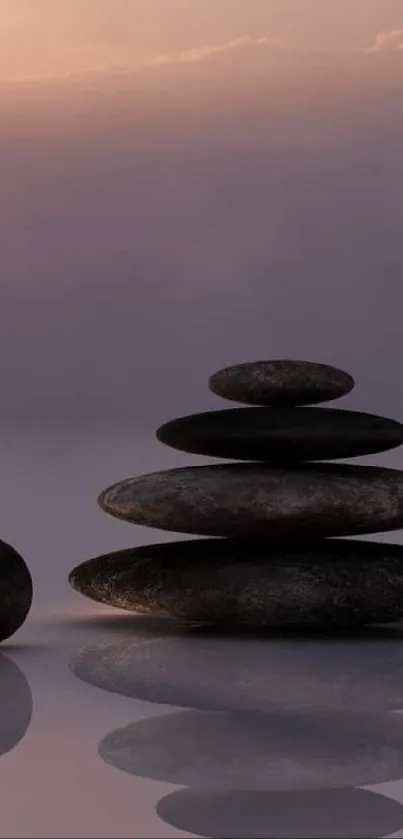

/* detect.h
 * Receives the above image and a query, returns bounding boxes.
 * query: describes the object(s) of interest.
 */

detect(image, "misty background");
[2,10,403,838]
[1,40,403,606]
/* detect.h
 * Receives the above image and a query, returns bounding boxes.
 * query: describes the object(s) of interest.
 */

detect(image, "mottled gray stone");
[157,788,403,839]
[98,463,403,538]
[0,654,32,756]
[0,540,33,642]
[209,360,354,406]
[69,538,403,628]
[157,406,403,462]
[70,626,403,713]
[98,709,403,788]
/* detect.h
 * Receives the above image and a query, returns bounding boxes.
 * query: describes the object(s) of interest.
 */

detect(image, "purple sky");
[2,0,403,79]
[2,12,403,836]
[1,42,403,428]
[1,17,403,834]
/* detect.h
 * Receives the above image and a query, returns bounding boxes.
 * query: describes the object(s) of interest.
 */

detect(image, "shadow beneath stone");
[64,611,403,641]
[61,613,186,636]
[4,642,57,654]
[156,787,403,839]
[184,621,403,640]
[0,653,32,756]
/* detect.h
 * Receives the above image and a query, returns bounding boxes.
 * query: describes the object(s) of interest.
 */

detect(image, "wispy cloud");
[1,42,403,425]
[364,29,403,52]
[151,35,283,66]
[2,35,283,84]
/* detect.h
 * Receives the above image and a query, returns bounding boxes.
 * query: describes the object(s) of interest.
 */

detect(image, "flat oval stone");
[0,539,33,642]
[69,538,403,628]
[157,407,403,461]
[98,709,403,789]
[209,360,355,406]
[70,626,403,713]
[157,788,403,839]
[98,463,403,538]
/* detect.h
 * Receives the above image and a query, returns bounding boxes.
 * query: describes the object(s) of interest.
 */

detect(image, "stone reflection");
[70,627,403,838]
[70,627,403,713]
[156,787,403,839]
[0,653,32,756]
[98,709,403,789]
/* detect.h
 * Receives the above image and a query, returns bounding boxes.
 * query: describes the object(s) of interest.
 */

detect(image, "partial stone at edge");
[157,406,403,462]
[69,538,403,628]
[98,463,403,539]
[209,359,354,406]
[0,540,33,642]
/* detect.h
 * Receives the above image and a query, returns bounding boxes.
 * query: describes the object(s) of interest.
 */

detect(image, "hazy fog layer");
[1,44,402,428]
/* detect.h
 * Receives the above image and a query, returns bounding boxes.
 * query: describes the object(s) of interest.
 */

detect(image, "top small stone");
[208,360,355,407]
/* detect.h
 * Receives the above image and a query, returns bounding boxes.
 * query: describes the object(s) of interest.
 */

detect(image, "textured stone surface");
[98,462,403,538]
[209,360,354,406]
[157,788,403,839]
[157,406,403,462]
[69,538,403,628]
[0,653,32,756]
[0,540,33,642]
[70,626,403,713]
[98,709,403,788]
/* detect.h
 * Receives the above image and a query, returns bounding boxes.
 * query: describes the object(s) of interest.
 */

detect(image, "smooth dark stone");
[70,625,403,714]
[0,540,33,642]
[157,406,403,461]
[98,708,403,788]
[98,462,403,538]
[209,360,354,406]
[157,788,403,839]
[0,654,32,756]
[70,538,403,628]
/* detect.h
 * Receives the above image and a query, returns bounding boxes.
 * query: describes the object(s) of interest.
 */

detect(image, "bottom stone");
[69,538,403,628]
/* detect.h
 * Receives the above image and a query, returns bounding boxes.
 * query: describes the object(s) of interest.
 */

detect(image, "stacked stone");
[70,360,403,629]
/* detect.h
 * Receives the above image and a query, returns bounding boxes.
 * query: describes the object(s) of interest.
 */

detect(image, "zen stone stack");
[70,359,403,630]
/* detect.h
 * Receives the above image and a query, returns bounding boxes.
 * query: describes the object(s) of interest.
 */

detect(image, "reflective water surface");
[2,429,403,837]
[1,605,403,838]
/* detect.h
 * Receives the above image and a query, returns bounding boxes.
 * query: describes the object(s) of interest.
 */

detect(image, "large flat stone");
[98,708,403,788]
[0,539,33,642]
[157,406,403,461]
[209,360,354,406]
[98,463,403,538]
[70,626,403,713]
[69,538,403,628]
